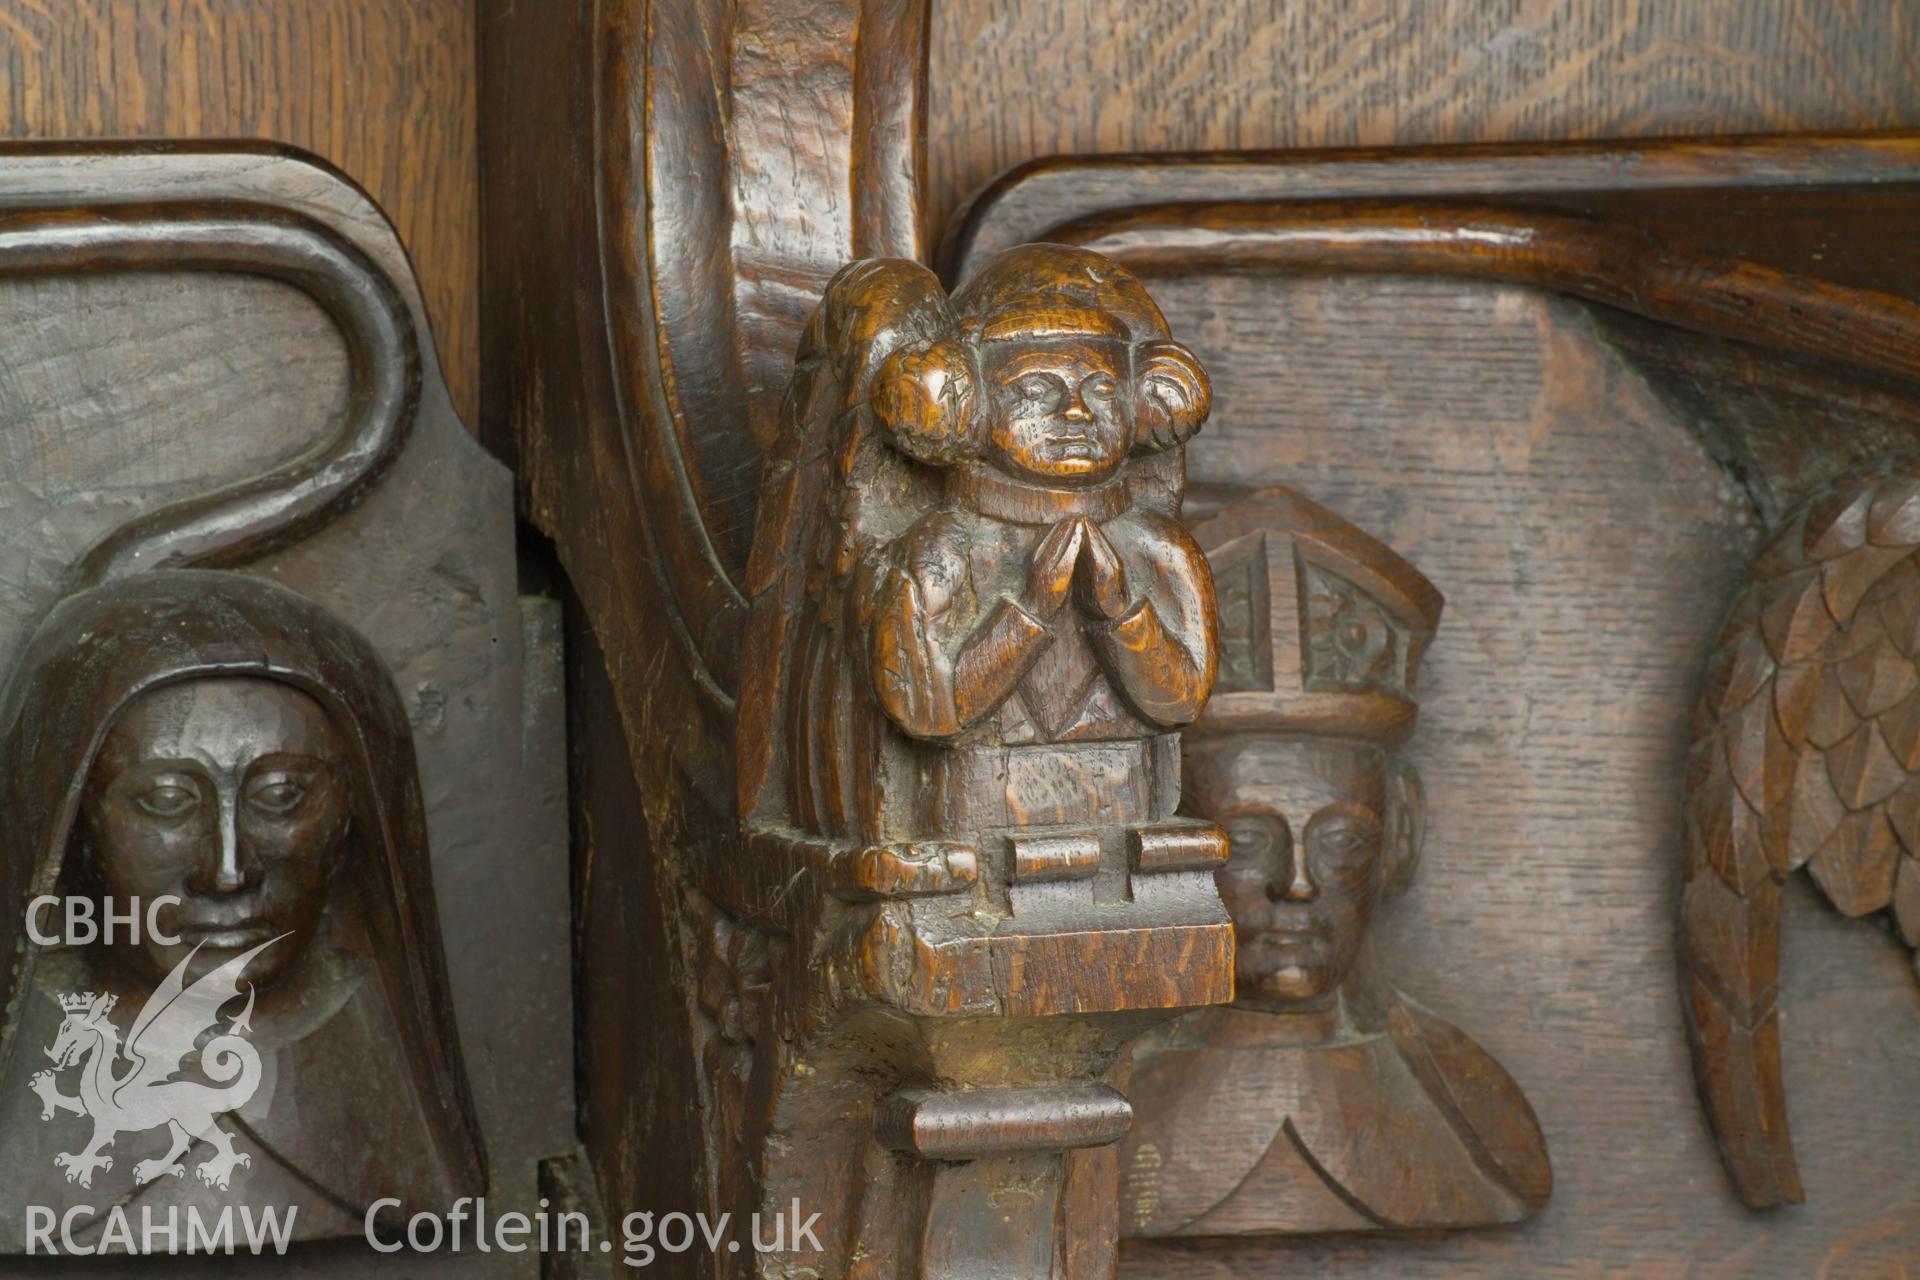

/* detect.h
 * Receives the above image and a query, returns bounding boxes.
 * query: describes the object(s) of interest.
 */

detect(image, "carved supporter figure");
[0,571,484,1250]
[862,243,1216,747]
[764,243,1213,855]
[734,245,1233,1274]
[1117,488,1552,1236]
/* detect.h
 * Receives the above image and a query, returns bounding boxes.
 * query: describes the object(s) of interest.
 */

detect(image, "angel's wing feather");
[118,936,280,1098]
[1683,462,1920,1209]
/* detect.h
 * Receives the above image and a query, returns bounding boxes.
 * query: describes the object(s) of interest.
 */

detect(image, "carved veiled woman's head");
[0,570,484,1201]
[76,677,352,987]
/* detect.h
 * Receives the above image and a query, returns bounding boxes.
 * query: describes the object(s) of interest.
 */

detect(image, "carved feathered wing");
[738,260,949,840]
[1682,460,1920,1208]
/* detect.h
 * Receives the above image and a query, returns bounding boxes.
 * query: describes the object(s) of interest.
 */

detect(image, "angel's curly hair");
[846,245,1212,468]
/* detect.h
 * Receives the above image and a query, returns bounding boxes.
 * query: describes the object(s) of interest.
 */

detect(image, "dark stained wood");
[481,0,928,784]
[942,133,1920,285]
[926,0,1920,251]
[37,2,1920,1274]
[487,3,1109,1276]
[473,0,1920,1267]
[0,199,422,586]
[0,145,570,1276]
[1018,201,1920,390]
[1,572,486,1246]
[483,0,1259,1261]
[940,136,1920,1278]
[0,0,479,424]
[726,242,1231,1275]
[565,603,705,1280]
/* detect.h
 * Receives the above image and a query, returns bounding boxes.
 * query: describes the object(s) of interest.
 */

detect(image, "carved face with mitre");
[0,571,483,1243]
[1184,488,1440,1008]
[1113,488,1550,1239]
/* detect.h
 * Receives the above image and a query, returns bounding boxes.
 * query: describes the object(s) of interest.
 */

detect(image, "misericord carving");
[1119,487,1552,1237]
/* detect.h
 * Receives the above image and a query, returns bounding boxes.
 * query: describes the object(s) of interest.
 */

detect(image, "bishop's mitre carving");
[1118,486,1553,1238]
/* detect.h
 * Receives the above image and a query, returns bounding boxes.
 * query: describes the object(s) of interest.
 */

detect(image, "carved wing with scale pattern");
[1681,458,1920,1209]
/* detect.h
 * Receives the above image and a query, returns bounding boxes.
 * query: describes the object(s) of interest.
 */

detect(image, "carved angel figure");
[728,245,1234,1270]
[1682,458,1920,1209]
[742,243,1219,859]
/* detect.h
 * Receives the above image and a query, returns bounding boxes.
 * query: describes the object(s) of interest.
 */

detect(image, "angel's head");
[75,676,350,988]
[868,245,1211,489]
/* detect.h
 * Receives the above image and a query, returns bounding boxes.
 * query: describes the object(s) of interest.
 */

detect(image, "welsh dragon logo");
[28,937,279,1192]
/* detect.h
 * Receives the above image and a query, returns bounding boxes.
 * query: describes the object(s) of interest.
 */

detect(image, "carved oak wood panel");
[0,0,483,424]
[0,146,571,1277]
[485,3,1266,1274]
[946,136,1920,1278]
[925,0,1920,250]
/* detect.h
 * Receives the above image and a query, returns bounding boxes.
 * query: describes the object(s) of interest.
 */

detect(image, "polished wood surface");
[926,0,1920,248]
[8,0,1917,449]
[482,3,952,1274]
[1045,201,1920,386]
[730,242,1231,1274]
[942,134,1920,286]
[14,2,1920,1275]
[1683,458,1920,1209]
[0,0,478,422]
[1114,486,1552,1241]
[938,137,1920,1277]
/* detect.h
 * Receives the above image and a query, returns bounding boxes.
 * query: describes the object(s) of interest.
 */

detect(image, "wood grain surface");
[0,0,478,422]
[1109,271,1920,1279]
[926,0,1920,249]
[8,0,1917,448]
[0,146,569,1277]
[927,135,1920,1272]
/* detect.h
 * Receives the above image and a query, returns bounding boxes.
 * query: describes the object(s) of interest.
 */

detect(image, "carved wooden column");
[483,3,1231,1275]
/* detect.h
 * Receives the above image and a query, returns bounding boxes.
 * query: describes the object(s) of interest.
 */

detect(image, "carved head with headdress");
[865,243,1211,488]
[0,210,483,1238]
[1183,488,1444,1007]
